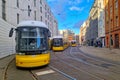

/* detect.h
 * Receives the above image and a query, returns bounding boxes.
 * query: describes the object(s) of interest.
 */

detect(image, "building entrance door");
[115,34,119,48]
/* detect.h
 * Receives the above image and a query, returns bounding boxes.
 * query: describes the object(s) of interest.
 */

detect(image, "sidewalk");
[0,55,15,80]
[79,46,120,64]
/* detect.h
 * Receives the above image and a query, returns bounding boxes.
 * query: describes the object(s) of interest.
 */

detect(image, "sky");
[46,0,94,34]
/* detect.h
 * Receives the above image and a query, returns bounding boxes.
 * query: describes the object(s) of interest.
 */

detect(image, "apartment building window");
[110,19,112,26]
[105,10,108,21]
[45,12,47,18]
[40,7,42,13]
[40,0,42,4]
[17,13,19,24]
[110,6,113,19]
[110,35,113,46]
[116,16,119,27]
[40,16,42,21]
[28,5,31,16]
[115,0,118,8]
[34,11,36,20]
[45,20,47,25]
[48,22,49,28]
[99,3,101,8]
[50,17,52,22]
[110,0,112,5]
[48,15,49,20]
[2,0,6,20]
[45,5,47,10]
[110,7,112,13]
[48,9,49,14]
[17,0,19,8]
[34,0,36,7]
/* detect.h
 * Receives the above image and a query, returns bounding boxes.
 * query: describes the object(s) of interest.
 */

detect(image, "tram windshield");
[52,38,63,46]
[71,41,76,44]
[16,27,49,52]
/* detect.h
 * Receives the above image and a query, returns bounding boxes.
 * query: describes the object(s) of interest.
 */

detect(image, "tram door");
[115,34,119,48]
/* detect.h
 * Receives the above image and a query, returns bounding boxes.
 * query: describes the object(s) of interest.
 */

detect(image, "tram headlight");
[17,53,25,55]
[42,51,49,54]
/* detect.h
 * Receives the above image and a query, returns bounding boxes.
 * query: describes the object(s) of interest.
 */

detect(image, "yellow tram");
[71,40,77,47]
[9,21,51,68]
[51,36,65,51]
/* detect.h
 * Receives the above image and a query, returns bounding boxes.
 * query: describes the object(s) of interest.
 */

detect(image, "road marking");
[36,70,55,76]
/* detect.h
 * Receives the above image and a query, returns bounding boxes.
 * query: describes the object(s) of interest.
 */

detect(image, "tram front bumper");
[16,54,50,68]
[53,46,64,51]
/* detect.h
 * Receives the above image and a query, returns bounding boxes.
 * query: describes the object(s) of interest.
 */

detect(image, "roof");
[17,21,48,29]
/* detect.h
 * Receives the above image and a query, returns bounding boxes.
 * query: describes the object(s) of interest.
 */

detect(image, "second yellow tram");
[51,36,65,51]
[71,40,77,47]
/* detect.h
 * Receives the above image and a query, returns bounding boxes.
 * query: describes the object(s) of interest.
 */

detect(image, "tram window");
[53,38,63,46]
[30,39,36,46]
[18,27,48,51]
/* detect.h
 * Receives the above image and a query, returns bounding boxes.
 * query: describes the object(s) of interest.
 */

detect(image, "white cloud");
[47,0,56,2]
[68,0,82,5]
[87,0,90,3]
[69,6,84,11]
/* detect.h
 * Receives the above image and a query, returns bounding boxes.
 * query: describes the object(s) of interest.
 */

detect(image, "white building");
[0,0,58,58]
[85,0,105,47]
[59,29,75,42]
[97,0,105,47]
[79,21,87,45]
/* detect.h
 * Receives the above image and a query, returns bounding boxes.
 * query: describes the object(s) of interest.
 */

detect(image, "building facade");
[0,0,58,58]
[98,0,105,47]
[75,35,79,44]
[88,0,98,46]
[79,21,87,45]
[84,18,90,46]
[105,0,120,48]
[59,29,75,42]
[85,0,105,47]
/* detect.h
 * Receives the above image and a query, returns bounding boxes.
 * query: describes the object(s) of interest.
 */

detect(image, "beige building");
[79,21,87,45]
[59,29,75,42]
[0,0,58,58]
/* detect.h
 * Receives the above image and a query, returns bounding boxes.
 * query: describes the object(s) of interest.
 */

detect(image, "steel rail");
[68,47,120,74]
[29,70,38,80]
[77,47,119,66]
[3,57,15,80]
[49,66,77,80]
[53,52,105,80]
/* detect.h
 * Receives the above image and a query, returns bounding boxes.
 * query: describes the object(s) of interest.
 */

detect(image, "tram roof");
[52,36,63,39]
[17,21,48,29]
[71,40,76,42]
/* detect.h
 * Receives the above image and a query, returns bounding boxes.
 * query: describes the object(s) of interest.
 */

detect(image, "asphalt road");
[4,46,120,80]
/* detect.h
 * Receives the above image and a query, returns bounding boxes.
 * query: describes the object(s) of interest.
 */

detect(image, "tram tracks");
[49,65,76,80]
[2,54,76,80]
[52,47,120,80]
[61,47,120,80]
[2,57,38,80]
[29,70,38,80]
[52,52,105,80]
[3,57,14,80]
[68,47,120,74]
